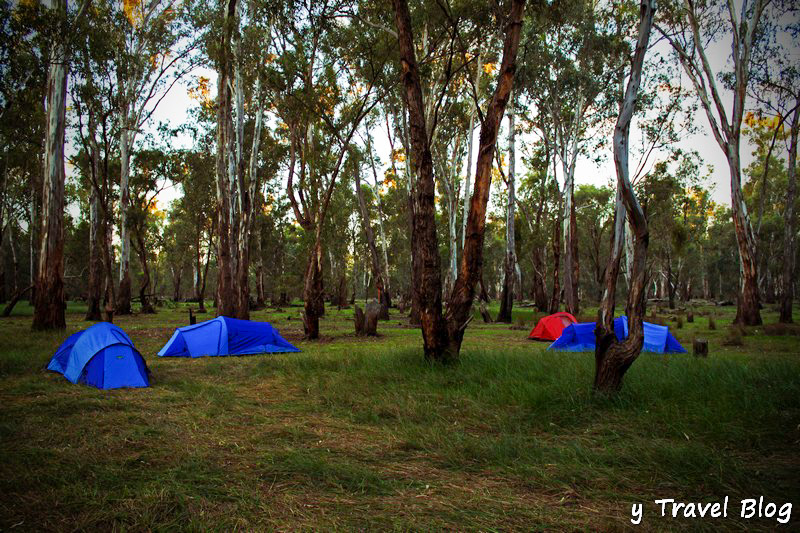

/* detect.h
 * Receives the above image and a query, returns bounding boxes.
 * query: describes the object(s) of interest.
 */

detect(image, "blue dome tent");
[548,316,686,354]
[47,322,150,389]
[158,316,300,358]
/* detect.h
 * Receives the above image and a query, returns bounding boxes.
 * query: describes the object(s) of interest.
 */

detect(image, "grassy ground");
[1,300,798,531]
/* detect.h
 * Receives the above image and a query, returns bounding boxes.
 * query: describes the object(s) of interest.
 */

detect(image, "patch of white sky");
[135,16,787,217]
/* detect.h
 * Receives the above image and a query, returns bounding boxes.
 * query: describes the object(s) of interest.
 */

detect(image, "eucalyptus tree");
[353,115,393,316]
[113,0,200,314]
[517,0,627,316]
[746,11,799,322]
[392,0,525,361]
[497,94,517,323]
[270,0,390,338]
[34,0,91,330]
[656,0,780,325]
[515,136,557,311]
[72,1,121,320]
[594,0,656,393]
[211,0,278,319]
[575,184,613,302]
[128,146,175,312]
[0,1,47,305]
[430,101,469,300]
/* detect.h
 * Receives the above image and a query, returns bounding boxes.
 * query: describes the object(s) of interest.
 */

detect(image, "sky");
[139,15,797,216]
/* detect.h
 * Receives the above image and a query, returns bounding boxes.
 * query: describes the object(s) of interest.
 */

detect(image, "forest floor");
[1,300,799,530]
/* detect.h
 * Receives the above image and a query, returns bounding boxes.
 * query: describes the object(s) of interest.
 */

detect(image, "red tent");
[528,312,577,341]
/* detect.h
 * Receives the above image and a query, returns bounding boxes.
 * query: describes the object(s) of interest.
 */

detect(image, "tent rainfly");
[547,316,686,354]
[528,312,577,341]
[47,322,150,389]
[158,316,300,358]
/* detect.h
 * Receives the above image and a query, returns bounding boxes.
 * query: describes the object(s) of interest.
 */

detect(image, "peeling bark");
[33,0,74,330]
[215,0,238,318]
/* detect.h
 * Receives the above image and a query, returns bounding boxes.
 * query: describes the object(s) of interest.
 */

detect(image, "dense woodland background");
[0,0,797,355]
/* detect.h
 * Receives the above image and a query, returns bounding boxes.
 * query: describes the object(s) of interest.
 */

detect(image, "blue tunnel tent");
[158,316,300,358]
[548,316,686,353]
[47,322,150,389]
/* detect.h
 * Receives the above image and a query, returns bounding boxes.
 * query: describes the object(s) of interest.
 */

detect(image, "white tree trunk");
[119,123,131,278]
[506,105,517,291]
[33,0,72,329]
[461,53,482,251]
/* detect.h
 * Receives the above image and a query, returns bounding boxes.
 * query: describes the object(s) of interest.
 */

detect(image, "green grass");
[0,300,798,530]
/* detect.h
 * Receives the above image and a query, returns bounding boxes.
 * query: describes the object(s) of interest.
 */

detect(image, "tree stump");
[354,305,365,335]
[693,338,708,357]
[364,302,381,336]
[189,308,196,325]
[687,311,694,323]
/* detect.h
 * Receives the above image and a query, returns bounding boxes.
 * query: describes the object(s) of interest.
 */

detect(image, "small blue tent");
[158,316,299,358]
[548,316,686,353]
[47,322,150,389]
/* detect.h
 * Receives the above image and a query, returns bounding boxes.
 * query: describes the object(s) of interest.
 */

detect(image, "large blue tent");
[158,316,299,358]
[548,316,686,353]
[47,322,150,389]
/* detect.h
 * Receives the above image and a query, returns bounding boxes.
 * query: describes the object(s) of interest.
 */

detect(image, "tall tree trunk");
[532,247,548,310]
[667,253,676,309]
[194,227,202,301]
[172,265,183,301]
[365,132,391,316]
[597,188,626,329]
[102,210,115,317]
[461,53,482,253]
[29,163,39,304]
[665,0,766,325]
[85,187,102,320]
[530,145,550,311]
[117,122,132,315]
[0,154,7,304]
[33,1,71,330]
[729,145,762,325]
[392,0,525,360]
[549,194,562,314]
[371,135,393,311]
[232,9,261,320]
[356,158,389,318]
[198,229,213,313]
[498,101,516,323]
[255,213,266,308]
[302,237,324,339]
[780,104,799,323]
[562,177,580,314]
[442,137,462,300]
[0,221,5,305]
[134,228,155,313]
[215,0,238,317]
[398,105,421,325]
[10,224,19,295]
[594,0,655,393]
